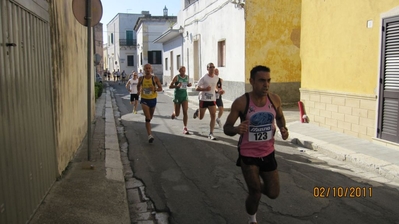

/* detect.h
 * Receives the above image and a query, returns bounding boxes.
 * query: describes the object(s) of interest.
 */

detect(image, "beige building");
[245,0,302,104]
[300,1,399,147]
[0,0,97,222]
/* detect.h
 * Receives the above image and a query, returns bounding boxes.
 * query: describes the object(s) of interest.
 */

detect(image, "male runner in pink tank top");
[223,65,289,224]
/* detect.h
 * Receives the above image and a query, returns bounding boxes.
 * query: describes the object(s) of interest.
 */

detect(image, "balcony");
[119,39,137,46]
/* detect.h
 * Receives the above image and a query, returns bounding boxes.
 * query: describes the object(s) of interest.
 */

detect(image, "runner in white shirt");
[193,62,219,140]
[126,72,139,114]
[138,69,144,78]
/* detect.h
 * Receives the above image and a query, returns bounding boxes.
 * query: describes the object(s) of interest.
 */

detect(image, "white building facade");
[153,28,183,86]
[106,13,144,75]
[156,0,246,100]
[134,14,177,84]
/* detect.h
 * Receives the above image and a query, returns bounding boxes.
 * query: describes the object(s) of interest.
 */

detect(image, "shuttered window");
[127,55,134,66]
[148,50,162,64]
[378,16,399,142]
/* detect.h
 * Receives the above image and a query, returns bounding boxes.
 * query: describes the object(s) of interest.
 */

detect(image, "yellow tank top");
[141,76,157,99]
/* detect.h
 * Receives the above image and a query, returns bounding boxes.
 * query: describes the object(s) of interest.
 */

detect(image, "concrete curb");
[105,90,125,181]
[104,90,131,223]
[287,127,399,183]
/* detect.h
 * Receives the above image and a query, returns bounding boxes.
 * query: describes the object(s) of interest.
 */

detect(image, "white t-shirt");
[138,72,144,78]
[197,74,218,101]
[128,78,139,94]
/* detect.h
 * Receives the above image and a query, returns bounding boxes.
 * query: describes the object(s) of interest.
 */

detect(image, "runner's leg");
[241,161,262,215]
[208,105,217,134]
[259,170,280,199]
[182,101,189,127]
[142,104,152,135]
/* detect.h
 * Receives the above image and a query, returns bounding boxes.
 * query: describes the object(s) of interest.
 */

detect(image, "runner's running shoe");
[216,118,222,128]
[208,133,216,140]
[183,127,189,135]
[148,135,154,143]
[193,109,199,119]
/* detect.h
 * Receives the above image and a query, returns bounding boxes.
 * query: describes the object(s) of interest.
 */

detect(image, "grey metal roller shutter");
[378,16,399,142]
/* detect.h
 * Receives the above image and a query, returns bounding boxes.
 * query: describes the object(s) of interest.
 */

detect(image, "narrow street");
[109,81,399,224]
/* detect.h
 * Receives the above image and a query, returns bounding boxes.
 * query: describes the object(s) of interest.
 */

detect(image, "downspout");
[195,33,202,79]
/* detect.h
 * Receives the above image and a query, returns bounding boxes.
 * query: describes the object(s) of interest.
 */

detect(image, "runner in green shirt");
[169,66,192,134]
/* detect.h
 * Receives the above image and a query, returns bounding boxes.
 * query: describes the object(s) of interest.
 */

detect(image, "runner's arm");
[137,77,143,95]
[154,76,163,92]
[224,95,247,136]
[195,77,210,91]
[169,76,178,89]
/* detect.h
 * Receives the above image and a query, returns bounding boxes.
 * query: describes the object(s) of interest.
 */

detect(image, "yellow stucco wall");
[245,0,301,83]
[50,1,94,174]
[301,0,399,95]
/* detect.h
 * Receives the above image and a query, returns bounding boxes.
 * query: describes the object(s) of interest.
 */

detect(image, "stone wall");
[50,1,94,174]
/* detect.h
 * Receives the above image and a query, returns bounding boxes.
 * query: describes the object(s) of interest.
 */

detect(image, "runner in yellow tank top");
[141,76,158,99]
[137,64,163,143]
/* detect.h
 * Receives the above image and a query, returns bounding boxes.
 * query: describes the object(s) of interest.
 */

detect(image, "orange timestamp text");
[313,186,373,198]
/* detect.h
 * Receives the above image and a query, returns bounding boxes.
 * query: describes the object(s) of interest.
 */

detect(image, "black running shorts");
[237,151,277,172]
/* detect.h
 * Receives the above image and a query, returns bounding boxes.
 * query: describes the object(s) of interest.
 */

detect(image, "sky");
[100,0,181,44]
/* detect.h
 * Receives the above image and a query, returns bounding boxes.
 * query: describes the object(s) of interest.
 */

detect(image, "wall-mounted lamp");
[179,25,185,68]
[232,0,245,9]
[179,26,188,38]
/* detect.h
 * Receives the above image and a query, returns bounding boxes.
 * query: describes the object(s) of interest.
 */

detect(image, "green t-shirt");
[174,75,189,101]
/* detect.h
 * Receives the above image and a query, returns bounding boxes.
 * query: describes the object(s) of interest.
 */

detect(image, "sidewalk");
[165,88,399,184]
[287,122,399,184]
[29,88,130,224]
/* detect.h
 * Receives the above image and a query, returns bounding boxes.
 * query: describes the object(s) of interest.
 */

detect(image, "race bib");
[215,93,220,99]
[248,111,274,142]
[143,88,152,95]
[248,124,272,142]
[204,93,213,100]
[181,82,187,89]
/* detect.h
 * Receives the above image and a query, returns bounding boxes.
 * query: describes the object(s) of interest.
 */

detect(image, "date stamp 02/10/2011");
[313,186,373,198]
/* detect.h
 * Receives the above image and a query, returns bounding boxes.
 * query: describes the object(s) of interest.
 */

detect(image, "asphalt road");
[109,81,399,224]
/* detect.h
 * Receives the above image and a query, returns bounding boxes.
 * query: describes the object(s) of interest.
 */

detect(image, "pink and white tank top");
[239,95,276,158]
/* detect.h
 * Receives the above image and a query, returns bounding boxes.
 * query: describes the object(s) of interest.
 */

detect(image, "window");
[140,52,143,65]
[218,40,226,67]
[111,33,114,44]
[127,55,134,66]
[177,55,181,69]
[165,58,168,70]
[148,51,162,64]
[126,30,134,45]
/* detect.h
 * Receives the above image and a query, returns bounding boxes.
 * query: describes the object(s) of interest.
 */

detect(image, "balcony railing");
[119,39,137,46]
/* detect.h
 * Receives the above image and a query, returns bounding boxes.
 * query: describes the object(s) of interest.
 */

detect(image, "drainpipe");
[178,26,185,66]
[86,0,92,161]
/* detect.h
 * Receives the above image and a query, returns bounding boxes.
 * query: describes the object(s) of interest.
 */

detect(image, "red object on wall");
[298,101,306,123]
